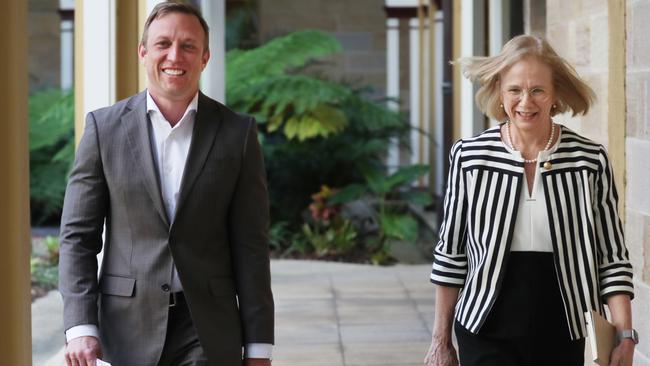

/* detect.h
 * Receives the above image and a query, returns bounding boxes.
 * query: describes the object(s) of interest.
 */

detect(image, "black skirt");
[455,252,585,366]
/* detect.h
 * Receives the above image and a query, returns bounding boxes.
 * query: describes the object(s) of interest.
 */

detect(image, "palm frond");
[226,30,341,88]
[230,74,350,119]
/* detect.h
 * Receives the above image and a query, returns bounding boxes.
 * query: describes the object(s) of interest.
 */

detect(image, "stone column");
[83,1,116,117]
[116,0,141,100]
[386,17,400,173]
[60,0,75,91]
[75,0,144,271]
[411,14,431,184]
[608,0,625,217]
[459,0,486,138]
[201,0,226,103]
[432,9,445,196]
[0,0,31,364]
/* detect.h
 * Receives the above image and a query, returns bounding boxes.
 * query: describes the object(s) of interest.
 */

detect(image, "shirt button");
[161,283,171,292]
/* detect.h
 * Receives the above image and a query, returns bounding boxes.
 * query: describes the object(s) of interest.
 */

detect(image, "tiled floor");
[39,259,616,365]
[270,260,434,366]
[39,260,436,366]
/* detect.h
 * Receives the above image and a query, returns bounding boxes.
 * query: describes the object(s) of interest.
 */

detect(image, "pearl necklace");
[505,121,556,164]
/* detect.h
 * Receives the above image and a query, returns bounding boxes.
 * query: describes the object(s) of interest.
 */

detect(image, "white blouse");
[504,128,562,252]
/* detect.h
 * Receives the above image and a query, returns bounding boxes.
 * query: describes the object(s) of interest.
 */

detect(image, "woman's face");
[500,57,556,131]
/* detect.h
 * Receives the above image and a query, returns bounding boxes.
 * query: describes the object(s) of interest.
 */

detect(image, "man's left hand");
[244,358,271,366]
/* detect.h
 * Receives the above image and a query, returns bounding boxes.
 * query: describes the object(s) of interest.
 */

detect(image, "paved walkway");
[271,260,433,366]
[35,260,434,366]
[35,259,611,366]
[33,291,64,366]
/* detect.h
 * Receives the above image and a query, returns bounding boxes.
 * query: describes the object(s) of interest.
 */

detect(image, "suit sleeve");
[228,118,274,344]
[430,140,468,287]
[58,112,108,331]
[594,146,634,300]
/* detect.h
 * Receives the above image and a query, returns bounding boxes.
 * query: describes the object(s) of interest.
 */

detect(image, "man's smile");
[162,68,186,76]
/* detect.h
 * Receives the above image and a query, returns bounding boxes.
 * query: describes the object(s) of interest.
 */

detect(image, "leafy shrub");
[297,185,358,257]
[331,164,432,263]
[226,30,408,224]
[31,236,60,288]
[29,90,74,224]
[302,219,357,257]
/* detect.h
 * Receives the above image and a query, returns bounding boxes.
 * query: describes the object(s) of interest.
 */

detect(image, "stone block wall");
[626,0,650,362]
[258,0,401,101]
[546,0,609,146]
[546,0,650,362]
[28,0,61,92]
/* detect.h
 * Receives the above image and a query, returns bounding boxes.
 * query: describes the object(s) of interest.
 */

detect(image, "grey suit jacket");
[59,91,274,366]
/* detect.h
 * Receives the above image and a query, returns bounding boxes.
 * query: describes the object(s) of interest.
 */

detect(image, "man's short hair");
[140,1,210,52]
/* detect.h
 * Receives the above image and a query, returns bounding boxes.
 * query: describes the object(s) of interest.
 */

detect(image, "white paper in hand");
[96,360,112,366]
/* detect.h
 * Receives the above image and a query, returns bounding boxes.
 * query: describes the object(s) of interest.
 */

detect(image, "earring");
[552,104,557,109]
[500,104,504,109]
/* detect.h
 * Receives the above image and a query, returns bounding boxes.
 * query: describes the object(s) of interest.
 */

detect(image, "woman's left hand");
[608,339,635,366]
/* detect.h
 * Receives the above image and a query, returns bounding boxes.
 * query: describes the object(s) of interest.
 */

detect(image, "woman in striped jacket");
[424,35,636,366]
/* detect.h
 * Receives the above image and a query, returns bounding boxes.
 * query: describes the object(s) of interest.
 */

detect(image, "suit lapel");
[122,92,170,227]
[173,93,222,224]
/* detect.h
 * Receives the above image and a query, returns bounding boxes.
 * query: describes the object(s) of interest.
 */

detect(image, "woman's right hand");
[423,337,458,366]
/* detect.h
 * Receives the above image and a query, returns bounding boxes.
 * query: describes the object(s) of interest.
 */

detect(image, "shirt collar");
[146,90,199,122]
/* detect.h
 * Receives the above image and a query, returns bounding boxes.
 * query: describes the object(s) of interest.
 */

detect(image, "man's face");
[139,12,210,103]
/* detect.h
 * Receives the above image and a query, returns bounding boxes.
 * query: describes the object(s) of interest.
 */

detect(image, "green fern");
[29,90,74,151]
[226,30,405,141]
[342,91,404,132]
[226,30,410,225]
[227,30,341,85]
[29,89,74,223]
[235,75,352,140]
[227,30,354,140]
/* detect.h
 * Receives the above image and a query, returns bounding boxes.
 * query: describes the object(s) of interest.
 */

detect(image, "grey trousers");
[157,293,208,366]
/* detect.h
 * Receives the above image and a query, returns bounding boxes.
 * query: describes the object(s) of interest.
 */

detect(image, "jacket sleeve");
[594,146,634,300]
[58,112,108,331]
[228,118,274,344]
[430,140,468,287]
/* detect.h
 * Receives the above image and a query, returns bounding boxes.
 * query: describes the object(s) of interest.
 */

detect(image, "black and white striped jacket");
[430,125,634,340]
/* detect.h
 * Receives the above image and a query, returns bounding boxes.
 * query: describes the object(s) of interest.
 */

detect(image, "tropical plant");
[330,164,432,263]
[268,220,315,257]
[268,221,292,251]
[308,185,340,225]
[300,185,358,257]
[29,89,75,224]
[302,218,357,257]
[227,30,404,141]
[31,236,60,288]
[226,30,408,224]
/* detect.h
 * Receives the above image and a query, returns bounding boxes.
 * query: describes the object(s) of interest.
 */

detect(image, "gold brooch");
[543,161,552,170]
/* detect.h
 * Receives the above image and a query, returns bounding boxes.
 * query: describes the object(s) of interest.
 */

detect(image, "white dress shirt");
[66,91,272,359]
[148,91,196,292]
[505,129,561,252]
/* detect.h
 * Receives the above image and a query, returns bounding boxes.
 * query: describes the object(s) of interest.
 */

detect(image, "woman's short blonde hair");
[457,35,595,122]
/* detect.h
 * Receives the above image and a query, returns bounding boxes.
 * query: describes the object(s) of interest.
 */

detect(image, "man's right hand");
[65,336,103,366]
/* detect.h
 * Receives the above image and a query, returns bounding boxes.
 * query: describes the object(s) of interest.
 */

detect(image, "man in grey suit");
[58,3,274,365]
